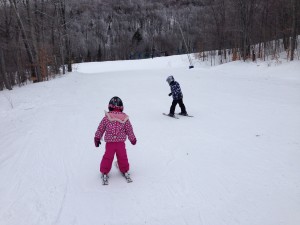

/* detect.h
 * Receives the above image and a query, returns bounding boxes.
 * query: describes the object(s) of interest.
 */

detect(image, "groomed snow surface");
[0,55,300,225]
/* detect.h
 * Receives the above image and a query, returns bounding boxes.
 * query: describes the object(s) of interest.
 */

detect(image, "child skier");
[94,96,137,184]
[166,75,188,117]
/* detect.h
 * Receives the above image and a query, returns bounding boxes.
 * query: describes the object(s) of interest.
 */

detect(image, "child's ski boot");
[101,173,109,185]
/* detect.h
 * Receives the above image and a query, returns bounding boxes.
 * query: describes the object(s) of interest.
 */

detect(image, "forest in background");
[0,0,299,90]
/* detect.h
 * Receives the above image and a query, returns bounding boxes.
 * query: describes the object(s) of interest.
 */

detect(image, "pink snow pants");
[100,142,129,174]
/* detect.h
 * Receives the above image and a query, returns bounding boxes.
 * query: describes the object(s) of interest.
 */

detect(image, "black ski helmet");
[166,75,174,84]
[108,96,123,111]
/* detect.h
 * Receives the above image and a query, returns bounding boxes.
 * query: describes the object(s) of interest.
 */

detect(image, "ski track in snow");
[0,55,300,225]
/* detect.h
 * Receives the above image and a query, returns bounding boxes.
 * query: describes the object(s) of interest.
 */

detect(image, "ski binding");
[101,174,109,185]
[114,161,133,183]
[123,172,133,183]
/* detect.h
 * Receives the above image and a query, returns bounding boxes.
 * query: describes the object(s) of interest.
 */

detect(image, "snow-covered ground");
[0,55,300,225]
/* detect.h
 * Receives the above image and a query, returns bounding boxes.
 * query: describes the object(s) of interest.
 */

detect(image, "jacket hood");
[105,111,129,123]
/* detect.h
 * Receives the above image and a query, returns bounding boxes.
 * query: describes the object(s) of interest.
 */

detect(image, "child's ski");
[101,174,109,185]
[176,113,194,117]
[114,161,133,183]
[162,113,179,119]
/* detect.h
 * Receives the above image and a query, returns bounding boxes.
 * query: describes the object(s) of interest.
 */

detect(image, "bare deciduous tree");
[0,0,299,90]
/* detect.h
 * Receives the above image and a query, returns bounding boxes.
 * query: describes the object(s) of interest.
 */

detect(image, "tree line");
[0,0,299,90]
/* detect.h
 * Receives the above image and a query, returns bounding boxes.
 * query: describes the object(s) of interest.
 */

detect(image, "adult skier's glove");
[94,137,101,147]
[131,138,137,145]
[168,93,172,96]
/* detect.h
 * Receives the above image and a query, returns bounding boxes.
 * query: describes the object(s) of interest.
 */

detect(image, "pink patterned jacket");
[95,111,136,143]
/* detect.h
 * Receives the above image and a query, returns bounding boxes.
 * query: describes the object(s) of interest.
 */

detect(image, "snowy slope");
[0,55,300,225]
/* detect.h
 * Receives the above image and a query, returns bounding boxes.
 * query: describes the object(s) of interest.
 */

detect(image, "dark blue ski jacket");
[169,81,183,100]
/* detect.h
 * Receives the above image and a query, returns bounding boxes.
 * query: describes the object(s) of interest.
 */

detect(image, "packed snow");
[0,55,300,225]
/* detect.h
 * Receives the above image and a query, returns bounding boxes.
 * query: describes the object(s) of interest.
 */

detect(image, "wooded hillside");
[0,0,299,90]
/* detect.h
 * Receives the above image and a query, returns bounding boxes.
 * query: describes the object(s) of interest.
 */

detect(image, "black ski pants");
[169,98,187,115]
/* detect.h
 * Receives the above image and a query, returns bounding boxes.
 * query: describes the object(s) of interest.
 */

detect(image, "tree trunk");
[60,0,72,72]
[0,49,4,91]
[290,0,298,61]
[0,49,12,90]
[34,0,43,80]
[9,0,40,82]
[237,0,255,61]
